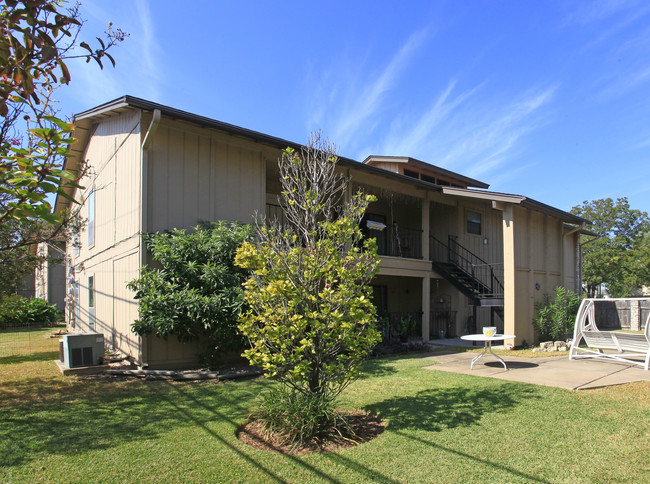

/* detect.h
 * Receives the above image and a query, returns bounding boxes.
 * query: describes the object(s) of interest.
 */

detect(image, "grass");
[0,336,648,482]
[0,325,62,359]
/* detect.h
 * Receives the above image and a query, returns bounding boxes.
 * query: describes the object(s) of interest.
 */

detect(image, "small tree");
[533,286,582,342]
[128,222,253,367]
[235,132,380,443]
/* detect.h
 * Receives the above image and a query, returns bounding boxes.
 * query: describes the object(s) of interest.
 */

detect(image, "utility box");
[62,333,104,368]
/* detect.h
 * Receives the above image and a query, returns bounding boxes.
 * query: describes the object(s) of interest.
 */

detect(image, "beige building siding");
[113,251,140,357]
[456,201,504,264]
[68,110,143,349]
[147,121,266,233]
[501,205,575,344]
[59,97,588,367]
[146,334,202,369]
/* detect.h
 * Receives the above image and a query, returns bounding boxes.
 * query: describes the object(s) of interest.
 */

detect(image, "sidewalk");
[421,349,650,390]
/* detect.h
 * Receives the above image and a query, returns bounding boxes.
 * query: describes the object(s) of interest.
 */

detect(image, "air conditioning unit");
[62,333,104,368]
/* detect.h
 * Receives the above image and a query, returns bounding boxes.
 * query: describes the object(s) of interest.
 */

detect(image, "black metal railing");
[385,225,422,259]
[376,311,422,343]
[430,235,504,299]
[265,203,286,226]
[429,310,457,339]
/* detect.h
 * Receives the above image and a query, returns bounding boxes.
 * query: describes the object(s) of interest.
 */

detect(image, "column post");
[422,276,430,342]
[422,193,430,260]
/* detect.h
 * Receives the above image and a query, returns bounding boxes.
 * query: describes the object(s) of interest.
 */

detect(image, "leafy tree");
[128,222,253,367]
[0,0,126,252]
[0,217,45,295]
[235,133,380,443]
[572,198,650,297]
[533,286,582,341]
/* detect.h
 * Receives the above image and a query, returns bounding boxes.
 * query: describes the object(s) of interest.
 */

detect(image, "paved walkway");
[421,349,650,390]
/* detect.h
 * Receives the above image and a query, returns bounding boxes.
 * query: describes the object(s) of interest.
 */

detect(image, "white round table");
[460,334,516,370]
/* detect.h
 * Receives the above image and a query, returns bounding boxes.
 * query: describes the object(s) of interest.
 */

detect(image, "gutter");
[137,108,161,369]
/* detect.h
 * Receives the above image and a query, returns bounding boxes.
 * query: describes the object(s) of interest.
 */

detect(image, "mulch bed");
[237,411,386,455]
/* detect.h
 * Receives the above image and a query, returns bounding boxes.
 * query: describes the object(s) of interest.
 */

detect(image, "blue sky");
[57,0,650,215]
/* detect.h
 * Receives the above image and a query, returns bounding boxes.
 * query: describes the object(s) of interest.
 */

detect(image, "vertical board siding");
[68,110,142,351]
[148,124,264,233]
[95,259,113,340]
[78,111,141,258]
[149,126,168,231]
[113,253,140,357]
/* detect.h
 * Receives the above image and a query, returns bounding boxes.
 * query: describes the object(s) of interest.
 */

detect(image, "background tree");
[128,222,253,367]
[0,0,126,256]
[235,133,380,444]
[572,197,650,297]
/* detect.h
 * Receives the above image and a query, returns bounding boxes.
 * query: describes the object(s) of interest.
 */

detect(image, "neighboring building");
[55,96,590,368]
[34,242,66,311]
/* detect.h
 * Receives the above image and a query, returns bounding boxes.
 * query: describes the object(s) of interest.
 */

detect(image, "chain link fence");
[0,323,64,358]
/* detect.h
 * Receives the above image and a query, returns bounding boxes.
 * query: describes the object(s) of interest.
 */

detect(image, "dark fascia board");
[62,96,584,226]
[64,95,445,196]
[363,155,490,189]
[442,186,591,225]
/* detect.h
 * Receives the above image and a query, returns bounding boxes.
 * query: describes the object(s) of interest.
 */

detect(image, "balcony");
[363,221,422,259]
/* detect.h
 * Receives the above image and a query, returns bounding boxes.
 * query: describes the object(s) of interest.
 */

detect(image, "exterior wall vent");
[62,333,104,368]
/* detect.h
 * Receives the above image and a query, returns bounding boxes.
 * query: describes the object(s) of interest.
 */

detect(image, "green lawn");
[0,325,62,360]
[0,341,648,483]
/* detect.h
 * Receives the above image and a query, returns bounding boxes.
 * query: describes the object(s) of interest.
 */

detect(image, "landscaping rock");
[540,341,553,350]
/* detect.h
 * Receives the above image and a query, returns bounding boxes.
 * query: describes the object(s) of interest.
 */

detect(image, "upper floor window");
[88,188,95,247]
[403,169,419,179]
[466,210,482,235]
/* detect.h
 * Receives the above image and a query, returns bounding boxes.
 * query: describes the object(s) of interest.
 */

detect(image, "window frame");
[87,187,95,248]
[465,209,482,236]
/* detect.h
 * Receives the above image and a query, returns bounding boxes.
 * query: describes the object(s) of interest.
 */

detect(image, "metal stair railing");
[429,235,504,299]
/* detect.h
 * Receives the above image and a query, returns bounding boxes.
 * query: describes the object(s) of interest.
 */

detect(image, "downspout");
[137,109,161,368]
[564,223,587,294]
[579,233,601,297]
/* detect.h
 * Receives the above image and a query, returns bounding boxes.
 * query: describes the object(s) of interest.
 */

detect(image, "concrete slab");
[422,351,650,390]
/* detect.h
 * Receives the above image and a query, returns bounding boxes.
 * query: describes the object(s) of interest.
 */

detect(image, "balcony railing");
[364,223,423,259]
[430,235,504,299]
[376,311,422,343]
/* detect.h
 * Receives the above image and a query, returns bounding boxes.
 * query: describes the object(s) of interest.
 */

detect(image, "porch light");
[483,237,488,245]
[366,220,387,231]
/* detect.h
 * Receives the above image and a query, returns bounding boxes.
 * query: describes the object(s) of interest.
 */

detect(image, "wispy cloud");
[379,84,557,179]
[330,30,428,147]
[306,29,429,152]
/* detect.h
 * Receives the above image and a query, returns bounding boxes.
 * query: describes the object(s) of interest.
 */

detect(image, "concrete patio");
[421,347,650,390]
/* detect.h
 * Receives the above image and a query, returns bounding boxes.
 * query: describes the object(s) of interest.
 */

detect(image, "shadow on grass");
[365,385,539,432]
[0,375,268,470]
[0,351,58,365]
[395,431,552,484]
[358,357,400,379]
[160,381,346,484]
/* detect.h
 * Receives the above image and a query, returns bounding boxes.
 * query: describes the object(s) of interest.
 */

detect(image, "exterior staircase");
[430,236,504,307]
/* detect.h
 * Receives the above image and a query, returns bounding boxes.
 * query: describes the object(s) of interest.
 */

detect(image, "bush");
[0,295,60,328]
[533,287,582,341]
[250,385,352,446]
[128,222,253,367]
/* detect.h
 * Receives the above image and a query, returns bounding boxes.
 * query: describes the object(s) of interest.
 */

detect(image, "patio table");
[460,334,516,370]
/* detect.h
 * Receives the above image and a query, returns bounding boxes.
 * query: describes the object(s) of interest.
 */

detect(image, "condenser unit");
[62,333,104,368]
